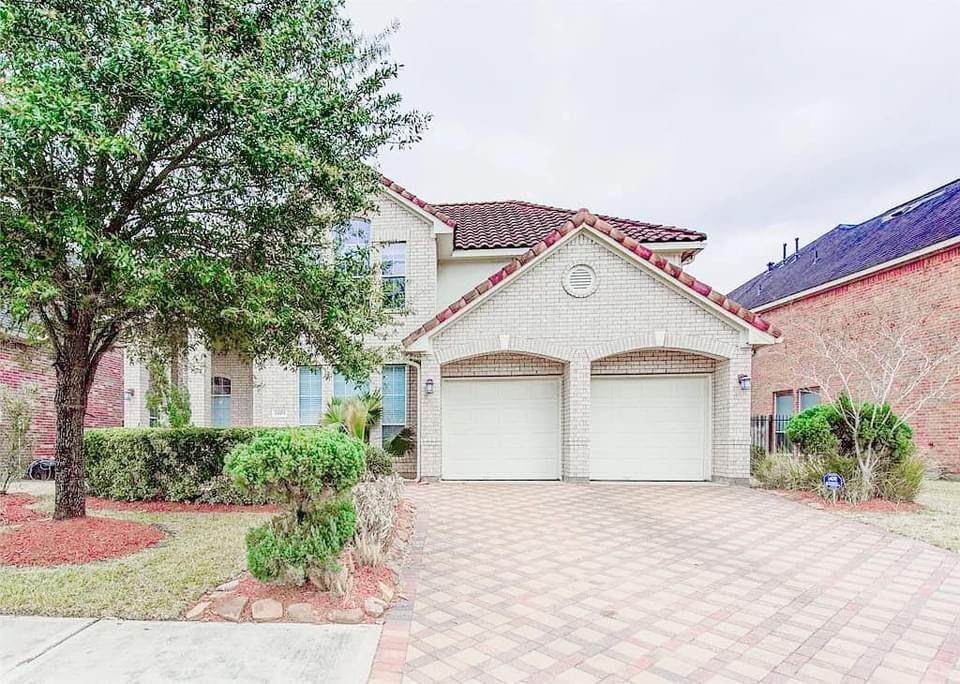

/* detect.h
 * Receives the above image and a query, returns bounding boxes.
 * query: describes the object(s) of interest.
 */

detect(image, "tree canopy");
[0,0,427,517]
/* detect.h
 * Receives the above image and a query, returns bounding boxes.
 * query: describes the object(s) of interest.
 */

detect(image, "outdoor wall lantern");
[425,378,435,395]
[124,388,135,400]
[737,374,752,391]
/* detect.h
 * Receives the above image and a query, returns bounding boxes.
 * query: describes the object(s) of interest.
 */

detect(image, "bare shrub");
[352,474,404,566]
[0,384,38,494]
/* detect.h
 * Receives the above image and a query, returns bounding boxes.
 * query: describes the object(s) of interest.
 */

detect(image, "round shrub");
[364,445,394,478]
[245,496,357,583]
[785,404,839,457]
[225,428,366,511]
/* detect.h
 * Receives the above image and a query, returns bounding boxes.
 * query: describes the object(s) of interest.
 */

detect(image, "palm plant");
[322,391,383,442]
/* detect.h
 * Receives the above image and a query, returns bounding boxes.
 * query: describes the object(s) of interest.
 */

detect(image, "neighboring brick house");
[126,177,780,481]
[0,337,123,459]
[729,179,960,471]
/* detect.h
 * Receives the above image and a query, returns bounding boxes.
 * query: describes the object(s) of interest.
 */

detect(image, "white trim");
[443,241,705,261]
[380,185,452,234]
[754,235,960,312]
[637,240,707,251]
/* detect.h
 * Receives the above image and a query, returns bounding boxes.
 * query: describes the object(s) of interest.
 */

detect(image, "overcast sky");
[348,1,960,292]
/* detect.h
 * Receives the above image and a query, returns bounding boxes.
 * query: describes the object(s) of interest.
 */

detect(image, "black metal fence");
[750,415,793,453]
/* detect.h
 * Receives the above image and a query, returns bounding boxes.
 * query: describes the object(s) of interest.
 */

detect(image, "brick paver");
[372,483,960,683]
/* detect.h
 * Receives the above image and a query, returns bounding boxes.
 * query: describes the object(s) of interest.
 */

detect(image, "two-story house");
[124,176,781,482]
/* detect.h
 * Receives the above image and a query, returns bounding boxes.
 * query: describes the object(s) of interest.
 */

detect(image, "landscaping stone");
[215,579,239,592]
[286,602,318,623]
[363,597,386,618]
[251,599,283,622]
[329,607,364,624]
[212,595,247,622]
[377,581,395,603]
[184,602,209,621]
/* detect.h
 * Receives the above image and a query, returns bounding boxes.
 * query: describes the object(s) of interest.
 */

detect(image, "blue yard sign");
[822,472,845,491]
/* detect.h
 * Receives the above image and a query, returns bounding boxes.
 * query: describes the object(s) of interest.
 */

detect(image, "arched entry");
[440,351,563,480]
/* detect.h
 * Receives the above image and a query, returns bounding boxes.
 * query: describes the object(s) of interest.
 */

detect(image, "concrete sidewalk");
[1,615,380,683]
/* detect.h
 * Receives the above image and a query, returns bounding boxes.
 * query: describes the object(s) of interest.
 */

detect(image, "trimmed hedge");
[85,427,286,503]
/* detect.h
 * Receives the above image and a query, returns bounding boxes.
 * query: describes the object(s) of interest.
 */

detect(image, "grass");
[843,480,960,552]
[0,496,270,619]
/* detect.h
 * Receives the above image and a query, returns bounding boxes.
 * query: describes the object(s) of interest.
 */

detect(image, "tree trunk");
[53,360,90,519]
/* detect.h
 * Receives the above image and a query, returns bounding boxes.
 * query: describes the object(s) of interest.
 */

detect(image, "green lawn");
[843,480,960,552]
[0,500,269,619]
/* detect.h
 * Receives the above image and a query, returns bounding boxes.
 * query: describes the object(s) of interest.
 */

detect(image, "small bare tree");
[0,384,39,494]
[781,291,960,489]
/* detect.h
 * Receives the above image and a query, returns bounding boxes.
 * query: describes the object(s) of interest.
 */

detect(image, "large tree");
[0,0,427,518]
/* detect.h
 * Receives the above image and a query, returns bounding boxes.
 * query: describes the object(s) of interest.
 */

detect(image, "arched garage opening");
[589,349,716,481]
[440,352,564,480]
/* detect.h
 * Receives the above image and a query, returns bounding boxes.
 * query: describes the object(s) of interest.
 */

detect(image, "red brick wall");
[0,340,124,459]
[750,244,960,471]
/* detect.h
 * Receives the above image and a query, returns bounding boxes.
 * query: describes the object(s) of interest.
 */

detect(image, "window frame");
[211,376,232,428]
[336,218,371,258]
[381,364,407,447]
[798,387,821,412]
[381,241,406,310]
[298,366,324,425]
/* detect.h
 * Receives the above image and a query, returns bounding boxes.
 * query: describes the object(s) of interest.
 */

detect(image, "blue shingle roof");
[728,179,960,309]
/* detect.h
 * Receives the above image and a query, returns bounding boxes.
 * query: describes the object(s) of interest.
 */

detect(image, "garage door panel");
[442,377,560,480]
[590,375,709,481]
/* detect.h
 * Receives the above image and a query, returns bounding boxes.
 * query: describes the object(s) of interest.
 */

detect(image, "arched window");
[212,376,232,427]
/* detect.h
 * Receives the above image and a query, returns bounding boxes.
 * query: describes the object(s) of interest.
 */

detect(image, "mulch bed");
[0,516,167,567]
[0,493,44,525]
[774,489,922,513]
[86,497,280,514]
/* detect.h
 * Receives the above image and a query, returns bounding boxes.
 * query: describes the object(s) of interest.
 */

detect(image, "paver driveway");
[371,482,960,683]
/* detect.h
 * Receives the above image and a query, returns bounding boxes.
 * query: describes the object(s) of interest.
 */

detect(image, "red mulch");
[0,516,166,567]
[774,489,922,513]
[86,497,280,514]
[0,493,44,525]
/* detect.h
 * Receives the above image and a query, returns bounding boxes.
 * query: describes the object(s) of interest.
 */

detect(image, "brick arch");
[586,332,738,361]
[434,337,572,365]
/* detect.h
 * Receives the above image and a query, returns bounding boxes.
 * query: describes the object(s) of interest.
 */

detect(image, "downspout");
[406,358,422,482]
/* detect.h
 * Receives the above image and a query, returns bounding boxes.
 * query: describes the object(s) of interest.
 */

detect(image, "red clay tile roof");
[403,210,780,347]
[436,200,706,250]
[379,176,458,228]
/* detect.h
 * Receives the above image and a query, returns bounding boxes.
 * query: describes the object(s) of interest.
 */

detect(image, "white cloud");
[348,0,960,292]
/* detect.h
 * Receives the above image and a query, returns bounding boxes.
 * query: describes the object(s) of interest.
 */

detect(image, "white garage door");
[591,375,709,481]
[442,377,560,480]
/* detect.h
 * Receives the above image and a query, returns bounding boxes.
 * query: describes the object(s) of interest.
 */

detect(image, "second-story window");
[337,218,371,258]
[382,242,406,309]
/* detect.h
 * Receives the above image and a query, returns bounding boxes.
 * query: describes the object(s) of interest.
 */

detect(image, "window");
[337,218,371,257]
[381,365,406,446]
[799,387,821,412]
[212,376,232,427]
[382,242,406,309]
[299,367,323,425]
[333,372,369,400]
[773,391,793,450]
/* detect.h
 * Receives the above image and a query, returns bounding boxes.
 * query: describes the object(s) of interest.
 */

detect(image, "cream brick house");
[124,177,781,482]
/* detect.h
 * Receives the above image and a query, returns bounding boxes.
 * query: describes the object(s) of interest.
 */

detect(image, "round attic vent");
[563,264,598,298]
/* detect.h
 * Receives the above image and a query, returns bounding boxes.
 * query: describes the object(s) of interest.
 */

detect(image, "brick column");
[562,353,591,481]
[419,354,442,480]
[186,345,212,427]
[711,349,752,483]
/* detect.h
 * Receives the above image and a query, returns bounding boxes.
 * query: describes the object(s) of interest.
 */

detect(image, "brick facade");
[124,189,768,482]
[418,231,759,482]
[750,244,960,471]
[1,339,123,459]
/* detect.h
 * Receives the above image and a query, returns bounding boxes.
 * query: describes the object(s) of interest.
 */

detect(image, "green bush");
[246,496,357,582]
[750,445,767,476]
[225,429,366,511]
[225,428,366,584]
[364,445,394,478]
[785,404,839,457]
[85,427,284,502]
